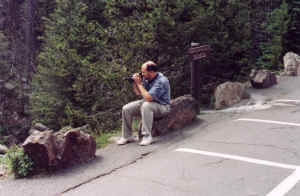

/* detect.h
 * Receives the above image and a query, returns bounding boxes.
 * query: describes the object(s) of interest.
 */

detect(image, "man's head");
[141,61,158,80]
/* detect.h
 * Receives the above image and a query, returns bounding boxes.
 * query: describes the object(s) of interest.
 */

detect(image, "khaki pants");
[122,100,170,138]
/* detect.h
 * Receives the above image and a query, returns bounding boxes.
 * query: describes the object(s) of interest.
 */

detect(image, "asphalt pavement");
[1,76,300,196]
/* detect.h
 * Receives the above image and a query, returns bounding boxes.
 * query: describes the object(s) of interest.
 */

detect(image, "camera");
[124,72,143,83]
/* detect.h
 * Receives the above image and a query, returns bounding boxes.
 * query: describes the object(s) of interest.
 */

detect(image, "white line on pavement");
[272,103,296,107]
[236,118,300,127]
[176,148,300,196]
[175,148,298,170]
[274,99,300,104]
[266,169,300,196]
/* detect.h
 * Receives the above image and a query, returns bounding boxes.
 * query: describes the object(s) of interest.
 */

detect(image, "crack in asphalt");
[291,108,300,113]
[202,159,226,167]
[56,151,154,196]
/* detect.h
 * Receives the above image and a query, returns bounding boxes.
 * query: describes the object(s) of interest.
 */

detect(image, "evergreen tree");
[258,0,290,70]
[103,0,212,97]
[207,0,252,80]
[31,0,289,132]
[286,0,300,53]
[0,32,11,80]
[31,0,116,130]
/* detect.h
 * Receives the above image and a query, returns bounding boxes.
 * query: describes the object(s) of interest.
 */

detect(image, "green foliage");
[258,1,290,70]
[94,131,117,148]
[0,126,5,135]
[31,0,293,133]
[206,0,252,79]
[0,135,10,146]
[0,29,32,142]
[93,118,140,148]
[31,0,120,130]
[286,0,300,53]
[32,0,212,130]
[4,146,34,178]
[0,32,11,78]
[104,0,212,96]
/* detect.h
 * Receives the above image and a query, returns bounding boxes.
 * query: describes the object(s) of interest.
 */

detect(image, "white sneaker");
[139,136,153,146]
[116,137,136,145]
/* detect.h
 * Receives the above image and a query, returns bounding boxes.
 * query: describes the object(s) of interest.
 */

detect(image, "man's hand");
[132,73,142,85]
[132,73,153,102]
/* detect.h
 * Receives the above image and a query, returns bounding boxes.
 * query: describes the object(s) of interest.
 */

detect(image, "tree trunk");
[0,0,37,144]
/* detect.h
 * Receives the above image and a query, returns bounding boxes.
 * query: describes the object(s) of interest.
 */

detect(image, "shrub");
[5,146,35,178]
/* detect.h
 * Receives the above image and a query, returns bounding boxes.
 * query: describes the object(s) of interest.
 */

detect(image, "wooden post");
[190,60,198,100]
[188,43,211,112]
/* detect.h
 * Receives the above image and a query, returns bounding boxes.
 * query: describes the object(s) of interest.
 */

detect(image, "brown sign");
[188,44,211,60]
[191,53,207,60]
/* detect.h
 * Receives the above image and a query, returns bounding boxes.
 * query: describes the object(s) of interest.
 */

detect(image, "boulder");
[22,130,57,168]
[53,128,96,166]
[33,123,49,131]
[214,82,249,110]
[28,123,50,135]
[250,69,277,88]
[283,52,300,76]
[22,126,96,169]
[139,95,198,137]
[0,144,8,154]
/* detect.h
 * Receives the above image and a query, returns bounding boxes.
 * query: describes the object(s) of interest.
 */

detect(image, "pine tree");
[0,32,11,80]
[286,0,300,53]
[103,0,211,97]
[208,0,252,79]
[258,0,290,70]
[31,0,113,130]
[32,0,289,131]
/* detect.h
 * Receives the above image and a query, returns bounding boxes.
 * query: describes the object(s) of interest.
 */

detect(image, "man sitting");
[117,61,171,146]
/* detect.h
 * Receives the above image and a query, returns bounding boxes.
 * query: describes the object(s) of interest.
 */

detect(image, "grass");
[0,154,5,165]
[0,154,7,177]
[93,119,141,149]
[94,131,118,149]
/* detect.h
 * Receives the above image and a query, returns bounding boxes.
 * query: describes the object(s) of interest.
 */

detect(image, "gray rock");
[214,82,248,110]
[22,131,56,168]
[4,82,16,90]
[138,95,198,136]
[0,144,8,154]
[23,126,96,170]
[250,69,277,89]
[283,52,300,76]
[33,123,49,131]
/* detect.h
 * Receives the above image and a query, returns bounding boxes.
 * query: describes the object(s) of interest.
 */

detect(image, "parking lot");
[58,98,300,196]
[174,100,300,196]
[3,77,300,196]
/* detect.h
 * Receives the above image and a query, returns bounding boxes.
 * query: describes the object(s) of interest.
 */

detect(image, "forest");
[0,0,299,146]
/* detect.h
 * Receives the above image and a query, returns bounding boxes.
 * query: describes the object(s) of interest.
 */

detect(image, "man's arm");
[132,73,153,102]
[136,83,153,102]
[132,83,141,95]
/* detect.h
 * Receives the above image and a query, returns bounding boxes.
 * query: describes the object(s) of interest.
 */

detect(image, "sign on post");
[188,44,211,111]
[188,44,211,60]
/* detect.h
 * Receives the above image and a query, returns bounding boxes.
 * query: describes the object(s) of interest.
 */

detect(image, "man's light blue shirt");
[143,72,171,105]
